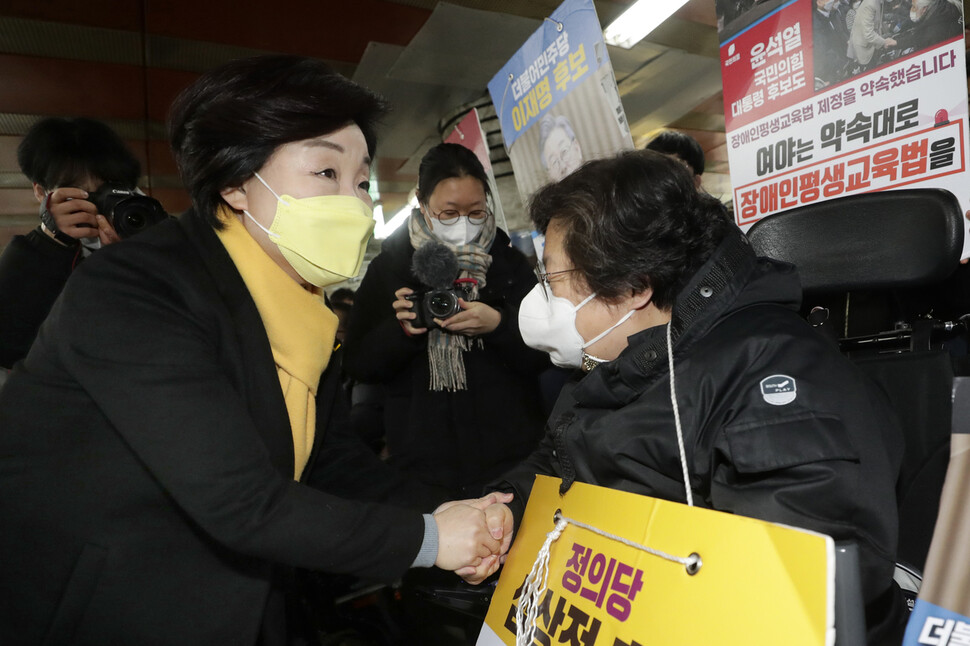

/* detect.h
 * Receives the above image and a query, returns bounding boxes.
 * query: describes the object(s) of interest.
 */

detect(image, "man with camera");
[0,117,167,369]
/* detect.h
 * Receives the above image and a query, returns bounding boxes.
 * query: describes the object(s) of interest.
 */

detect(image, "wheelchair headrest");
[747,189,964,292]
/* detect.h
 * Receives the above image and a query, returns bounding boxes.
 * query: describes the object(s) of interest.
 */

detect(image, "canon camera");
[406,279,476,329]
[86,183,168,239]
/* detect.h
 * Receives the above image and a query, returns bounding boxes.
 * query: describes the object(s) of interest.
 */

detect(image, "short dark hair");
[415,143,491,205]
[529,150,730,310]
[329,287,355,305]
[17,117,141,190]
[645,131,705,177]
[331,301,352,315]
[168,55,388,227]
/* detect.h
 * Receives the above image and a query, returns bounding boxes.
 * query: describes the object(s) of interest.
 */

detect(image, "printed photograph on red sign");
[718,0,969,248]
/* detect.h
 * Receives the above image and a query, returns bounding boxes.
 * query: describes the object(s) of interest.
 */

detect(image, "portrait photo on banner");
[507,63,632,200]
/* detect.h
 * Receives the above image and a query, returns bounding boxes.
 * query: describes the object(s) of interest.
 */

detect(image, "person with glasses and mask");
[343,143,548,497]
[468,150,909,643]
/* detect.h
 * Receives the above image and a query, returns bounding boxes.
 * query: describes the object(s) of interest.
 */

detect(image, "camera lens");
[122,208,148,232]
[112,198,167,238]
[428,291,457,318]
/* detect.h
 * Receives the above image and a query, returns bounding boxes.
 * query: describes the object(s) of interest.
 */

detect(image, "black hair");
[415,143,491,205]
[645,131,705,177]
[331,301,352,315]
[329,287,355,305]
[168,55,388,227]
[529,150,730,310]
[17,117,141,190]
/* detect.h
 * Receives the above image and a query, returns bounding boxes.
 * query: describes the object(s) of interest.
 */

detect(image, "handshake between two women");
[432,491,515,584]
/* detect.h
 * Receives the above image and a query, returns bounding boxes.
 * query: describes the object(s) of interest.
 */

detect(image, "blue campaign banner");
[487,0,606,149]
[904,599,970,645]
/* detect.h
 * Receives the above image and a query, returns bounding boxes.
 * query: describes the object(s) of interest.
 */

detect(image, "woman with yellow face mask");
[0,56,513,645]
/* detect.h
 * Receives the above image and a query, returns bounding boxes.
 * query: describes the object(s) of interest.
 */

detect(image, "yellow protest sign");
[477,475,834,646]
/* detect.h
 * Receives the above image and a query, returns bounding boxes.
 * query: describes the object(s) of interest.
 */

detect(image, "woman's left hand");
[436,299,501,336]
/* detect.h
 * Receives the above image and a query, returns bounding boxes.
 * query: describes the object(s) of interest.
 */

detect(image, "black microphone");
[412,241,459,289]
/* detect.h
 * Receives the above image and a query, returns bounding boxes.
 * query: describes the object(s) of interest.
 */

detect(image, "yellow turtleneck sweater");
[214,205,337,480]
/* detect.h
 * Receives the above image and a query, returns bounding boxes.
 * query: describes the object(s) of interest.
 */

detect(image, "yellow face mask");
[244,172,375,287]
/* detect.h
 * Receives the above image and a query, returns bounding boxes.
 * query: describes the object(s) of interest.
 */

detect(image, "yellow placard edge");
[503,475,838,646]
[766,519,836,646]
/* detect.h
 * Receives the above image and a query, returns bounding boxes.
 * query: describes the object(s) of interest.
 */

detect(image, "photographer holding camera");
[343,143,549,496]
[0,117,166,368]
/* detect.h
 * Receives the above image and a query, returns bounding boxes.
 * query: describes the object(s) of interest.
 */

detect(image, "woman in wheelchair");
[482,150,910,644]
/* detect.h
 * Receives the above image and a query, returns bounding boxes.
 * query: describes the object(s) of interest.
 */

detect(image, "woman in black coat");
[0,56,510,645]
[343,144,549,496]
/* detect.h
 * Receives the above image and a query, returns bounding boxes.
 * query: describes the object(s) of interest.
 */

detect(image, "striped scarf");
[408,209,495,391]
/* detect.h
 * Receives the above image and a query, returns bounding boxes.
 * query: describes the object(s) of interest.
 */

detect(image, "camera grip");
[404,292,432,330]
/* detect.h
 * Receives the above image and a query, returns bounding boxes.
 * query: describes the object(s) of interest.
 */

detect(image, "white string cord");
[499,74,513,127]
[516,515,568,646]
[667,321,694,507]
[543,16,565,31]
[554,513,697,568]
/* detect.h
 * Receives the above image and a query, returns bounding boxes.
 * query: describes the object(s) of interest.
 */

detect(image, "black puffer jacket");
[498,230,907,643]
[343,221,549,495]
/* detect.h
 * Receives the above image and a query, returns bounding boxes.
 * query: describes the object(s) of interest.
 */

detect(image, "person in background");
[325,285,385,453]
[0,55,511,645]
[331,300,352,344]
[812,0,853,87]
[343,142,548,497]
[849,0,898,69]
[645,130,706,189]
[0,117,137,369]
[329,287,355,344]
[538,113,585,182]
[329,286,356,307]
[898,0,963,53]
[470,150,908,643]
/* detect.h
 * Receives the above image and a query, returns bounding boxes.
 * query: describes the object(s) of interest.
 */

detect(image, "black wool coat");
[0,210,437,646]
[0,227,81,368]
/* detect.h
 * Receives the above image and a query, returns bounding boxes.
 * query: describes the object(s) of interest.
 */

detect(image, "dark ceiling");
[0,0,738,248]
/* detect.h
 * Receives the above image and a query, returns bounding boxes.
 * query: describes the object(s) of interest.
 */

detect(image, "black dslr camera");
[405,279,476,329]
[85,183,168,239]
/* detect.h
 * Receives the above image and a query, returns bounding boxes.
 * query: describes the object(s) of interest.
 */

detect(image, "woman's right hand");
[44,188,122,247]
[45,187,99,240]
[432,500,505,572]
[393,286,428,336]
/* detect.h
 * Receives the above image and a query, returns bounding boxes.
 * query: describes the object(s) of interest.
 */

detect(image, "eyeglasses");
[428,207,491,225]
[534,257,577,301]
